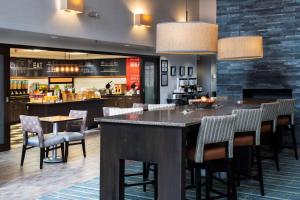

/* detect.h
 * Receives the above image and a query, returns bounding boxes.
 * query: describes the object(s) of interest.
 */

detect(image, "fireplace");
[243,89,293,100]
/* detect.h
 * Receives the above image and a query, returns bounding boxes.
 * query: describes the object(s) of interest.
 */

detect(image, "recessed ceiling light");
[68,52,87,55]
[124,44,130,47]
[23,49,45,52]
[51,35,59,39]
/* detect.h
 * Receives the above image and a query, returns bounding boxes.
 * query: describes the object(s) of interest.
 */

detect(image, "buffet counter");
[26,98,109,132]
[26,95,142,132]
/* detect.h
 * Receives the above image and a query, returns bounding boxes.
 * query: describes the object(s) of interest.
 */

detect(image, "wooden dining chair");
[20,115,65,169]
[277,99,298,160]
[232,108,264,196]
[186,115,237,200]
[260,102,280,171]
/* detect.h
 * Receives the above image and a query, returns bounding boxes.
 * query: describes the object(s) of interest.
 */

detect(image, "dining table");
[40,115,82,163]
[95,99,273,200]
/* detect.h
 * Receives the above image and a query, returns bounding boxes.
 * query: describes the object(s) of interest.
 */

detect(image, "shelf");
[10,76,126,79]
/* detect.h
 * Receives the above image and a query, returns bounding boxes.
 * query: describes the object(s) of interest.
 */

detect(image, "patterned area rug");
[39,150,300,200]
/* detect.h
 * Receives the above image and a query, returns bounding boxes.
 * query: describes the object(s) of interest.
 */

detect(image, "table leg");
[44,122,63,163]
[157,129,186,200]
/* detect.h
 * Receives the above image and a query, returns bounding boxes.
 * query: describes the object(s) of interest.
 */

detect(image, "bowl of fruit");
[189,96,216,108]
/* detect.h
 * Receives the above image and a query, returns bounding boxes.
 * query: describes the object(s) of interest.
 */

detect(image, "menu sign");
[126,57,141,91]
[10,57,126,77]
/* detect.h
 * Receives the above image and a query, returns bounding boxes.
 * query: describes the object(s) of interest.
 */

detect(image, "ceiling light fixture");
[217,0,263,61]
[218,36,263,61]
[156,0,218,55]
[23,49,45,52]
[60,0,84,14]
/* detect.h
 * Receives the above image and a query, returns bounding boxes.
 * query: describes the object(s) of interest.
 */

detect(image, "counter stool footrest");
[125,172,144,177]
[124,180,155,187]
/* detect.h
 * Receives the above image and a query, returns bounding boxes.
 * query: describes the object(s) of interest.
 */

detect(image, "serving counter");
[26,98,109,132]
[26,95,142,132]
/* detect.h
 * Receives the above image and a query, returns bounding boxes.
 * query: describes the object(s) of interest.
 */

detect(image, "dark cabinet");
[103,95,141,108]
[10,96,29,124]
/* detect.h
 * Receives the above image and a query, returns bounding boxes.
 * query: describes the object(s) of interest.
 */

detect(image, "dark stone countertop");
[95,100,268,128]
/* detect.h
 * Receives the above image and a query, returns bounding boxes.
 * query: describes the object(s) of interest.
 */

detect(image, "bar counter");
[96,99,267,200]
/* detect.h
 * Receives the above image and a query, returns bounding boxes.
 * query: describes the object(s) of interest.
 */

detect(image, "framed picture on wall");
[188,67,193,76]
[161,74,168,86]
[179,66,185,76]
[161,60,168,87]
[161,60,168,72]
[170,66,176,76]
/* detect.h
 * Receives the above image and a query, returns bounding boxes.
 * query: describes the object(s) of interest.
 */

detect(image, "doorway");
[0,47,10,151]
[141,57,160,104]
[0,45,160,151]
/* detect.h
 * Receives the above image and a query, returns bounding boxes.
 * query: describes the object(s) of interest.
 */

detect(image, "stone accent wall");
[217,0,300,123]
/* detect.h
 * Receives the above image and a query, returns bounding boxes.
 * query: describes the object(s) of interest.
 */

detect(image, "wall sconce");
[134,14,152,27]
[60,0,84,14]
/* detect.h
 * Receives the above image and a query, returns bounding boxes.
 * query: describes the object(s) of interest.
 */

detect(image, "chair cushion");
[234,135,254,147]
[186,145,226,162]
[277,116,290,127]
[27,134,64,148]
[261,123,272,134]
[59,132,84,142]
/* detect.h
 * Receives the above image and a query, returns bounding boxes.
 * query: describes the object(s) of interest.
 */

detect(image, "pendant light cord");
[185,0,189,22]
[239,0,241,36]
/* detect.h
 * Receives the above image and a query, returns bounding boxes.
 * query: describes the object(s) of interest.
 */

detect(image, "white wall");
[197,0,217,94]
[0,0,199,52]
[160,55,197,103]
[158,0,217,103]
[199,0,216,23]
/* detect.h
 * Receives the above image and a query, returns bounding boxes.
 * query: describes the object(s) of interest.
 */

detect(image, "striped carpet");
[39,150,300,200]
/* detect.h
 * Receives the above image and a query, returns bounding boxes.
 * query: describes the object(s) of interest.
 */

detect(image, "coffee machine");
[175,78,198,93]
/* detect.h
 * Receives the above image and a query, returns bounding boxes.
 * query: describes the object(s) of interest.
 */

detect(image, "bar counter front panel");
[26,95,141,132]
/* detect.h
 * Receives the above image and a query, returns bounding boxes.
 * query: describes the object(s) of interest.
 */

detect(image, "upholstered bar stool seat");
[187,115,237,200]
[234,135,254,146]
[28,134,64,147]
[232,109,265,196]
[277,116,290,126]
[260,123,272,134]
[186,145,226,162]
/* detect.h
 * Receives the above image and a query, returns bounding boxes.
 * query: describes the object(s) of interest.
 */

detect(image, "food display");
[189,96,216,108]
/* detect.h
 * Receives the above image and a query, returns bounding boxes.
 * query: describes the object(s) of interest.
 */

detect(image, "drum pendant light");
[156,0,218,55]
[217,0,263,61]
[218,36,263,60]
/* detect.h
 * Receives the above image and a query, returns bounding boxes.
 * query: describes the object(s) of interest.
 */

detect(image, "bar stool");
[260,102,280,171]
[232,109,264,196]
[186,115,237,200]
[102,107,157,198]
[277,99,298,160]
